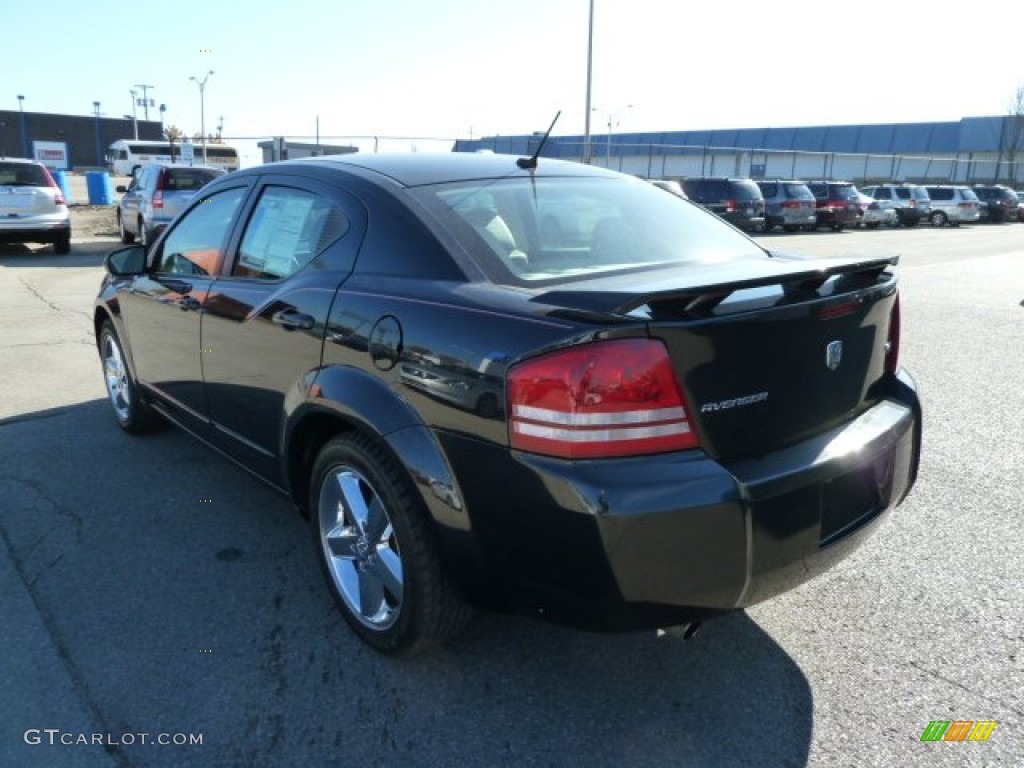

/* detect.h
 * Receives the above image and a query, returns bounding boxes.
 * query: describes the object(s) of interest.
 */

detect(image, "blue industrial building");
[454,115,1024,184]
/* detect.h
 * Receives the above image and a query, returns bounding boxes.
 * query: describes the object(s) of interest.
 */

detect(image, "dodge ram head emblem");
[826,340,843,370]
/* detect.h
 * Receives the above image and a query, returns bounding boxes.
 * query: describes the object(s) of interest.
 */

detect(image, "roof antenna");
[517,110,561,169]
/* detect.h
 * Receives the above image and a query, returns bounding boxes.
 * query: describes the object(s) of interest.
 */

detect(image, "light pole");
[583,0,594,164]
[189,71,214,164]
[159,103,167,137]
[17,94,27,158]
[93,101,103,166]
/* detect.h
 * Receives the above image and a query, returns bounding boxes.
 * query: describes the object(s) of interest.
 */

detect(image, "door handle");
[272,309,315,331]
[162,279,193,294]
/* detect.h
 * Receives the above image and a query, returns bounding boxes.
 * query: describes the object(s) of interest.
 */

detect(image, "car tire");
[865,221,880,229]
[98,320,164,434]
[783,225,799,233]
[118,211,135,244]
[311,432,472,656]
[53,232,71,255]
[930,211,948,227]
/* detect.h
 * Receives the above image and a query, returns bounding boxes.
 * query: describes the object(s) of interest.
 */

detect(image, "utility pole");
[134,84,155,120]
[129,90,139,139]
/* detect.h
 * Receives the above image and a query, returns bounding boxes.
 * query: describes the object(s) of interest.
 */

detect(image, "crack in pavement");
[908,659,1024,718]
[17,274,94,323]
[0,523,130,768]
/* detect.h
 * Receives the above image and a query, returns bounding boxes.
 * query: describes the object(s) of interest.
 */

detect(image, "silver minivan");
[116,163,225,245]
[756,180,817,232]
[860,184,932,227]
[923,185,982,227]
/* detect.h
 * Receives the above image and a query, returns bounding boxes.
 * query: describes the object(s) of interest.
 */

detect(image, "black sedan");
[95,153,922,655]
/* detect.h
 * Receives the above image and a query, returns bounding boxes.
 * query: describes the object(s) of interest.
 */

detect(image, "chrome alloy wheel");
[318,467,404,630]
[102,331,132,422]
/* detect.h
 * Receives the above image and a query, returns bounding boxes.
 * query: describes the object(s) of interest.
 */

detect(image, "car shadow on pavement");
[0,239,121,268]
[2,399,813,768]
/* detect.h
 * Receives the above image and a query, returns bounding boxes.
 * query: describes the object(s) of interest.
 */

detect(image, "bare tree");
[999,85,1024,184]
[163,125,183,164]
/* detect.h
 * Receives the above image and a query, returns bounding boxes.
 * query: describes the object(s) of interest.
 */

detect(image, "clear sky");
[7,0,1023,165]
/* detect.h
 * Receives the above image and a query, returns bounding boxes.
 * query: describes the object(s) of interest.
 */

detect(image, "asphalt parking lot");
[1,202,1022,767]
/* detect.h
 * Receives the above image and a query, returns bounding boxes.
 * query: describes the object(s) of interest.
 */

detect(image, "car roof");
[139,162,222,171]
[269,152,621,187]
[0,158,45,166]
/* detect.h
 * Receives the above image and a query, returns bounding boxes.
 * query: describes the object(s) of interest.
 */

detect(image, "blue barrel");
[85,171,114,205]
[51,170,73,205]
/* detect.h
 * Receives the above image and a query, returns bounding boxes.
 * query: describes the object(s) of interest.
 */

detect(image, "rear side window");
[872,188,892,200]
[757,182,778,197]
[927,188,953,201]
[234,186,348,280]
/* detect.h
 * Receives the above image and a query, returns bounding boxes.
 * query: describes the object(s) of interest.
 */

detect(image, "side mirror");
[105,245,147,277]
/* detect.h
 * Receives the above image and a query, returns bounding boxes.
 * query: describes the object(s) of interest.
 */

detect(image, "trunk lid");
[531,253,900,461]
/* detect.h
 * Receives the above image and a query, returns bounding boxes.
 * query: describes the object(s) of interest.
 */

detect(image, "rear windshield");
[411,176,766,286]
[828,184,857,201]
[783,182,814,199]
[0,163,49,186]
[730,180,762,201]
[163,168,224,190]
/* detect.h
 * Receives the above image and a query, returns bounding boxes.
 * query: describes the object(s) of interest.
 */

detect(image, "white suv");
[923,185,982,227]
[0,159,72,254]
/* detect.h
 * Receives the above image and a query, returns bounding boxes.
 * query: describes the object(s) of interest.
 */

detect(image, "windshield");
[411,176,766,285]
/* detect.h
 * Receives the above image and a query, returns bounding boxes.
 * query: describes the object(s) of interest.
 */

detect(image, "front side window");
[233,186,347,280]
[155,187,247,275]
[411,176,765,285]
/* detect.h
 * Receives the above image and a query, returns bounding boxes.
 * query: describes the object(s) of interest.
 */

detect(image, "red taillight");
[41,167,66,205]
[153,170,168,209]
[724,198,737,213]
[958,202,973,209]
[507,338,698,459]
[885,295,901,374]
[781,200,800,209]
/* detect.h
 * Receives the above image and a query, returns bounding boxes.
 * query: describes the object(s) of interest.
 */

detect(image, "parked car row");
[649,175,1022,233]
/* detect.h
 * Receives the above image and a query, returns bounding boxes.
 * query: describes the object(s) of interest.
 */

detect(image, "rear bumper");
[442,370,920,630]
[0,218,71,244]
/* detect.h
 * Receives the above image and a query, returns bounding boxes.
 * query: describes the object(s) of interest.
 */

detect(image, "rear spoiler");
[535,255,899,317]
